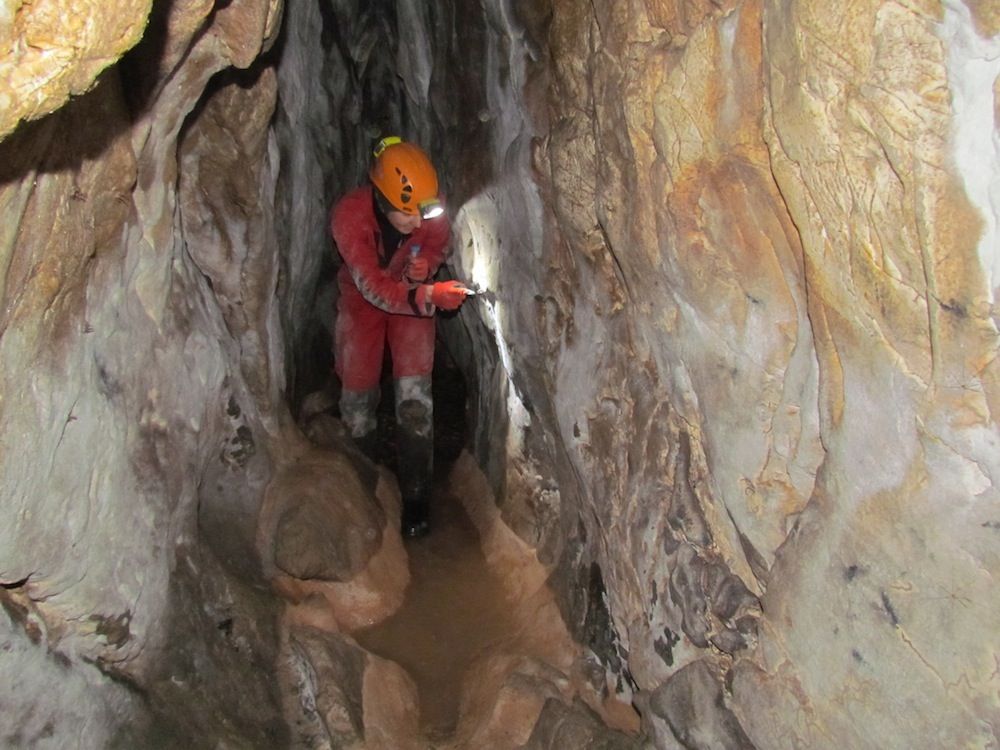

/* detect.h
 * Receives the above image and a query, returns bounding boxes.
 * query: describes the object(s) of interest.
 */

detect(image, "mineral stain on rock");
[666,431,711,548]
[94,356,123,400]
[880,591,900,628]
[91,610,131,647]
[654,628,681,667]
[0,588,42,645]
[221,425,256,467]
[844,564,864,582]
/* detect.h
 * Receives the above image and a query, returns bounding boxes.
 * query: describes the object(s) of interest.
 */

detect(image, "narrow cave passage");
[261,0,651,738]
[3,0,997,748]
[290,333,640,745]
[346,349,538,741]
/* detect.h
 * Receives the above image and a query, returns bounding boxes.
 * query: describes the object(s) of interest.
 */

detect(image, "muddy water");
[353,485,519,740]
[352,360,638,745]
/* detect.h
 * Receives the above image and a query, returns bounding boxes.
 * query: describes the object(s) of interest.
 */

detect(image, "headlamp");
[419,198,444,220]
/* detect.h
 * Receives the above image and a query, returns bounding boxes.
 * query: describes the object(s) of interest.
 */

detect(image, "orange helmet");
[370,137,443,219]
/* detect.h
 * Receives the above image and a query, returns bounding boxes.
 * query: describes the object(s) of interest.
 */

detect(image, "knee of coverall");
[340,387,380,438]
[386,314,435,380]
[395,375,433,440]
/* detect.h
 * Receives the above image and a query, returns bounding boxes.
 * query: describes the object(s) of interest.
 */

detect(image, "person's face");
[387,209,421,234]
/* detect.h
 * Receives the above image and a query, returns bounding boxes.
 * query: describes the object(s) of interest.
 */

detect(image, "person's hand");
[429,280,469,310]
[406,256,429,282]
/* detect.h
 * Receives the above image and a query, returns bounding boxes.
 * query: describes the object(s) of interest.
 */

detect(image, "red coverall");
[330,185,450,441]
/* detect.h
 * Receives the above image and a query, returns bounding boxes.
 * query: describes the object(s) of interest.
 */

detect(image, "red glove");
[429,280,468,310]
[406,256,429,282]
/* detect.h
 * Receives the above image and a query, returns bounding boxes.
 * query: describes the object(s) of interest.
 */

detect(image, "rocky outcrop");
[0,0,152,136]
[524,698,642,750]
[443,1,1000,748]
[0,0,288,743]
[281,626,422,749]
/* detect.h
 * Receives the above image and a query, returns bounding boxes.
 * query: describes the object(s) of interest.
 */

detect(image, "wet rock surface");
[253,435,639,749]
[342,453,639,749]
[268,450,385,582]
[445,1,1000,748]
[353,481,515,739]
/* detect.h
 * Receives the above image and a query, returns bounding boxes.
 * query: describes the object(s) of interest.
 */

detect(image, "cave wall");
[445,0,1000,748]
[0,0,289,744]
[0,0,524,745]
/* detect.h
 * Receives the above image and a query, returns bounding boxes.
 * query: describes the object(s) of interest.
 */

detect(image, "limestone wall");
[449,0,1000,746]
[0,0,288,744]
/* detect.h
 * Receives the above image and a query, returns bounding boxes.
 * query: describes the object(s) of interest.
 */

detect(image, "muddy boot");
[397,423,432,538]
[340,387,380,462]
[396,376,433,539]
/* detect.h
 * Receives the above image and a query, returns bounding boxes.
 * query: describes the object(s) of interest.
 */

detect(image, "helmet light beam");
[419,198,444,220]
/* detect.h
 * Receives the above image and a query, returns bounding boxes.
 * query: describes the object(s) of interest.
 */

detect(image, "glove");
[429,280,469,310]
[406,255,429,282]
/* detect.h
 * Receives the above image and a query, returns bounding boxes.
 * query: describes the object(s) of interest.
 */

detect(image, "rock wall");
[0,0,289,744]
[443,0,1000,748]
[3,0,999,747]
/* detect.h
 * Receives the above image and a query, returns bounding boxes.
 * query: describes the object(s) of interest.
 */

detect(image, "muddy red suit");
[330,184,452,537]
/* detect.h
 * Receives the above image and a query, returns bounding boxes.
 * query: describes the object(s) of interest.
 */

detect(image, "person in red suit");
[330,136,470,538]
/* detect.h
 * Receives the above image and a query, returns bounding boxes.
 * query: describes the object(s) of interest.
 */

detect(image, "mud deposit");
[354,486,519,740]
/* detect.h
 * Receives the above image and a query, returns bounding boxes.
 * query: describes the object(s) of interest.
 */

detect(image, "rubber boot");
[340,387,380,462]
[396,376,433,539]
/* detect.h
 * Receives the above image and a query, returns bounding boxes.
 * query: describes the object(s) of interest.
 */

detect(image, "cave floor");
[300,354,638,747]
[353,482,523,741]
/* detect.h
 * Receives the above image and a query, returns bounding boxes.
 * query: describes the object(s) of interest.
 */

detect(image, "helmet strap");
[372,189,405,255]
[372,186,397,216]
[373,135,403,159]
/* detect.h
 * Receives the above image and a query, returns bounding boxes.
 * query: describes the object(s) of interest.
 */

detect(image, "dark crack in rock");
[582,562,627,678]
